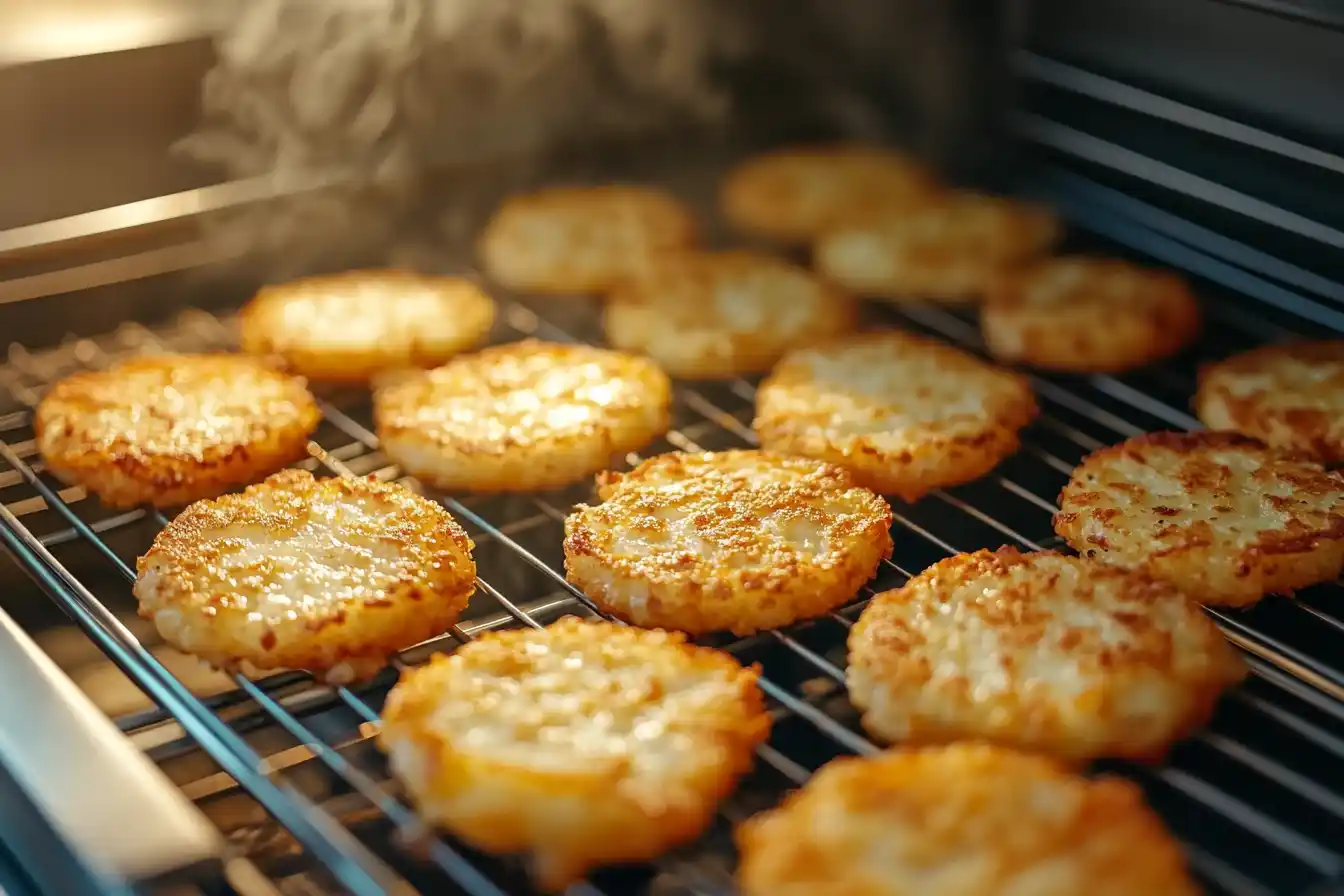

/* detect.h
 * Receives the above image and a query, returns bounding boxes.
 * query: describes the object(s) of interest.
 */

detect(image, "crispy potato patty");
[736,744,1199,896]
[720,144,937,244]
[134,470,476,684]
[603,249,857,378]
[814,193,1060,302]
[982,257,1201,373]
[1055,431,1344,607]
[239,269,496,382]
[848,548,1245,760]
[753,332,1037,501]
[375,339,672,493]
[478,185,697,295]
[379,617,769,889]
[35,354,320,508]
[564,450,892,635]
[1197,340,1344,463]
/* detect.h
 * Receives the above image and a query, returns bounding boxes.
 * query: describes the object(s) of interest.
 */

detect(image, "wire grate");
[3,256,1344,893]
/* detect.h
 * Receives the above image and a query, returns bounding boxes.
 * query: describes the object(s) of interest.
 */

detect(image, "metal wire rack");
[1,267,1343,895]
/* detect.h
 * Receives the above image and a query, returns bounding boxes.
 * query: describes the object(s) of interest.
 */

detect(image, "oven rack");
[0,256,1343,896]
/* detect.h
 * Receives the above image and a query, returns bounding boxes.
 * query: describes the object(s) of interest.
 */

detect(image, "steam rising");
[179,0,744,184]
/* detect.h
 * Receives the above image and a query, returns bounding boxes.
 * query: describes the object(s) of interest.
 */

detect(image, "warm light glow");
[0,1,232,66]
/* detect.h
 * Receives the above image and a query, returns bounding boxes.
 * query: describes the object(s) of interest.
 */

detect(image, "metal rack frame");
[2,46,1344,895]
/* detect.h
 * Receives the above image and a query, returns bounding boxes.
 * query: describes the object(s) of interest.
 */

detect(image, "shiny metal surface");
[0,596,223,893]
[0,1,231,233]
[0,0,229,66]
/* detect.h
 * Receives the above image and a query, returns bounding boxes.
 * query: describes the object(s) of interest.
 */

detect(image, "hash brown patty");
[477,185,697,295]
[1196,340,1344,463]
[564,450,893,635]
[380,617,769,890]
[813,193,1060,303]
[134,469,476,684]
[35,354,320,508]
[848,548,1246,761]
[736,743,1200,896]
[1055,431,1344,607]
[720,144,937,244]
[602,249,858,379]
[239,269,496,383]
[982,257,1201,373]
[753,332,1038,501]
[375,339,672,493]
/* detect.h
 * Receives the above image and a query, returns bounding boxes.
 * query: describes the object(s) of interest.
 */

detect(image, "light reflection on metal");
[0,0,228,67]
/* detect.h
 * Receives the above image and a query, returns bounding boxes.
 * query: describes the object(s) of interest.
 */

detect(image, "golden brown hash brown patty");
[602,249,858,378]
[477,184,697,295]
[374,339,672,493]
[813,192,1060,302]
[736,743,1200,896]
[848,548,1245,761]
[982,257,1202,373]
[134,470,476,684]
[1055,431,1344,607]
[379,617,769,890]
[720,144,938,244]
[239,269,496,382]
[564,450,893,635]
[1196,340,1344,463]
[753,331,1038,501]
[35,354,320,508]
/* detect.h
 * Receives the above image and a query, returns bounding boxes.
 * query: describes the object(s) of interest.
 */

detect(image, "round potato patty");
[36,354,319,508]
[753,331,1037,501]
[135,469,476,684]
[1055,431,1344,607]
[564,450,893,635]
[380,617,769,890]
[737,743,1199,896]
[848,548,1245,761]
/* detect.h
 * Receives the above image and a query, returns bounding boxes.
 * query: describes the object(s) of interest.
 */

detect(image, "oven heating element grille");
[3,197,1344,894]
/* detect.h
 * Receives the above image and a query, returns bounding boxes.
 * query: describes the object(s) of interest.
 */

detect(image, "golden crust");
[720,145,938,244]
[477,185,697,295]
[603,249,858,379]
[379,616,769,890]
[1055,431,1344,607]
[736,743,1200,896]
[1196,340,1344,463]
[34,354,321,509]
[753,332,1038,501]
[563,450,892,635]
[813,192,1061,302]
[982,257,1202,373]
[374,339,672,493]
[134,469,476,684]
[239,269,496,383]
[848,548,1246,761]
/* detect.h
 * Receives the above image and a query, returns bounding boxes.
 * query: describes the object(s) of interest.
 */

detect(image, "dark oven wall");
[1022,0,1344,314]
[1032,0,1344,150]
